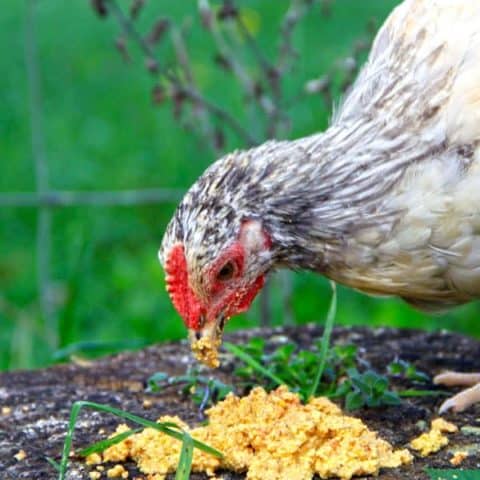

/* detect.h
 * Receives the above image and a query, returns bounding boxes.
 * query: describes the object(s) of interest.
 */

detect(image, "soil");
[1,326,479,480]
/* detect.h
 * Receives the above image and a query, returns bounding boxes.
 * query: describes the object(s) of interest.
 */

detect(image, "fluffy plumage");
[160,0,480,411]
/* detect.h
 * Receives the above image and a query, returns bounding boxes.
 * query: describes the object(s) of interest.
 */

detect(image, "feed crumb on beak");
[88,386,414,480]
[410,418,458,457]
[191,336,221,368]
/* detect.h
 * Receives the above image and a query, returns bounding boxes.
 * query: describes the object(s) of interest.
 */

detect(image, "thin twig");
[106,0,258,146]
[209,14,276,125]
[233,7,289,138]
[0,189,184,207]
[25,0,57,350]
[277,0,315,73]
[183,89,257,146]
[106,0,166,77]
[171,26,222,155]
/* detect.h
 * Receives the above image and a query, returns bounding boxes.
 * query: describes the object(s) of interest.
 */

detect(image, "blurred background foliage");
[1,0,479,372]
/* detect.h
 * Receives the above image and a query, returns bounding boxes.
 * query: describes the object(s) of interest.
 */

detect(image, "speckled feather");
[160,0,480,312]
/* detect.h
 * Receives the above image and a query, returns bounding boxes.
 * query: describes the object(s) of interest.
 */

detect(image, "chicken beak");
[188,312,226,345]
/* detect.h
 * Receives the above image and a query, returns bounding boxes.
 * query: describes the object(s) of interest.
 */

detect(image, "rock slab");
[1,326,480,479]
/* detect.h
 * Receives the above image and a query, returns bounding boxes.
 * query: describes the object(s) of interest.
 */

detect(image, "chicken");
[159,0,480,413]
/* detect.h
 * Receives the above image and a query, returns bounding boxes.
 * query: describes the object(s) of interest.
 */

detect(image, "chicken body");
[160,0,480,412]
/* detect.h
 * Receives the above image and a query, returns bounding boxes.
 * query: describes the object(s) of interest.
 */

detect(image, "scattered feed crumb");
[97,465,105,472]
[14,449,27,461]
[89,472,102,480]
[107,464,128,478]
[93,386,412,480]
[86,453,102,465]
[431,418,458,433]
[410,418,458,457]
[142,399,153,408]
[450,450,468,466]
[1,406,12,415]
[191,336,221,368]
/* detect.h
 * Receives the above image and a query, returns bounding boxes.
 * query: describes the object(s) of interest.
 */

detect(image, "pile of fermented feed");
[87,386,420,480]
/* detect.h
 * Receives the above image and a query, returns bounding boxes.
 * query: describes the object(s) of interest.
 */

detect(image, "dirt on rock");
[0,326,479,480]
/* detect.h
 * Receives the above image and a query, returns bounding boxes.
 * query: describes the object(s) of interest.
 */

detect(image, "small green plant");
[334,368,400,410]
[222,334,396,408]
[147,369,233,410]
[388,359,430,383]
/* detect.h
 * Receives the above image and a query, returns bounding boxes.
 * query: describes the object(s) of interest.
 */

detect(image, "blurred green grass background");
[1,0,479,371]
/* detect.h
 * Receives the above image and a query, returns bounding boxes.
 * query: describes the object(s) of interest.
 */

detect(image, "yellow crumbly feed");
[95,386,412,480]
[14,449,27,461]
[410,418,458,457]
[191,336,221,368]
[107,464,129,478]
[86,453,102,465]
[450,450,469,466]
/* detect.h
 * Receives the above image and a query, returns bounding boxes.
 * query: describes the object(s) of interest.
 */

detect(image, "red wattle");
[165,244,203,330]
[236,274,265,313]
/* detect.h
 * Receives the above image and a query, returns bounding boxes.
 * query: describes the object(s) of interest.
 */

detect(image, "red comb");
[165,244,203,330]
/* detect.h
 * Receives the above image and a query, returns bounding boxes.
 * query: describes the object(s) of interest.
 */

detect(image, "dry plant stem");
[277,0,315,73]
[232,15,287,138]
[105,0,162,75]
[236,16,273,78]
[210,20,275,121]
[25,0,57,350]
[234,12,279,97]
[106,0,257,146]
[171,26,221,155]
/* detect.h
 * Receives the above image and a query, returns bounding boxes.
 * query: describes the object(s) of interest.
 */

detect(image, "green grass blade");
[78,428,142,457]
[426,469,480,480]
[399,389,450,398]
[224,342,287,387]
[58,400,223,480]
[309,281,337,399]
[46,456,61,472]
[59,401,82,480]
[175,432,194,480]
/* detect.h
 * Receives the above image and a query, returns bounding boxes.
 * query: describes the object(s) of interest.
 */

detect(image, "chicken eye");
[216,261,236,281]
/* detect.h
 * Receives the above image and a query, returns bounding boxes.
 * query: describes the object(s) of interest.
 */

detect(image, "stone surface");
[1,326,480,479]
